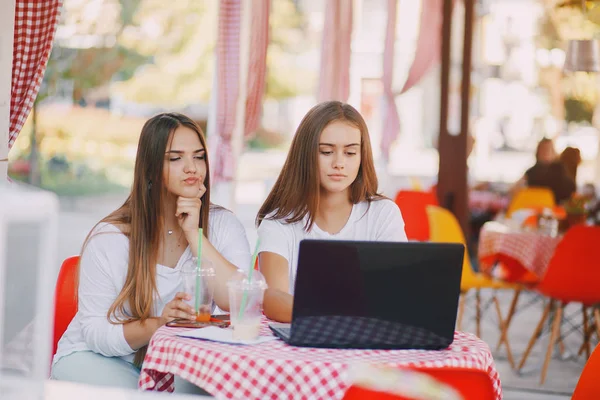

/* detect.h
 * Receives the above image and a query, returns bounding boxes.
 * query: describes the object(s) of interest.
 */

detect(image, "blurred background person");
[509,138,576,203]
[559,146,582,184]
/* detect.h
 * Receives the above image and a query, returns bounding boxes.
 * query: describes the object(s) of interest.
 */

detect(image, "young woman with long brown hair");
[51,113,250,393]
[256,101,407,322]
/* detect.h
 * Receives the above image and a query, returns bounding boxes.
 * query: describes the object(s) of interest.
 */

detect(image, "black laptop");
[269,240,464,350]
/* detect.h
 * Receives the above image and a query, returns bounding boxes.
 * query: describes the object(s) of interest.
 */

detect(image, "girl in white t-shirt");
[51,113,250,393]
[256,101,407,323]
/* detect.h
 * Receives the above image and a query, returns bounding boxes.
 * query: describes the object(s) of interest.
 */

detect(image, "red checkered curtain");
[9,0,61,151]
[380,0,400,160]
[244,0,270,137]
[317,0,353,102]
[211,0,241,184]
[399,0,443,94]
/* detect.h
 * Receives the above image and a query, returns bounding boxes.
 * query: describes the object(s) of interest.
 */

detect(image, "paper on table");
[176,326,278,345]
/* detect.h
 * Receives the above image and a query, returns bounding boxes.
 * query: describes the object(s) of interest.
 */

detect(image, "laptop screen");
[290,240,464,349]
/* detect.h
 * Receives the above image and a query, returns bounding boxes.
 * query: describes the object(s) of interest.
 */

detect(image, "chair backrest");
[536,226,600,305]
[572,343,600,400]
[426,205,476,291]
[394,190,438,241]
[506,187,555,217]
[52,256,79,356]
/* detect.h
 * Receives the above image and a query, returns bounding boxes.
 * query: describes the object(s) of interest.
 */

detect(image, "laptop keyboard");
[269,325,291,340]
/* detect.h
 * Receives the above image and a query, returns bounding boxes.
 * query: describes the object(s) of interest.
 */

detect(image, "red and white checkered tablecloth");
[469,191,509,213]
[478,221,561,281]
[139,322,502,400]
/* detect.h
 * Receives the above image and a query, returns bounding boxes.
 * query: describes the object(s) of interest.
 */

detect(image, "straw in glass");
[195,228,203,316]
[238,239,260,320]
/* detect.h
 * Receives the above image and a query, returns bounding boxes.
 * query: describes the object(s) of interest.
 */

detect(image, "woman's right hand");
[159,292,195,325]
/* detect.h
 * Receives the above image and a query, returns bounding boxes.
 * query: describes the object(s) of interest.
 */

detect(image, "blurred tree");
[29,0,148,184]
[266,0,314,99]
[29,0,316,184]
[112,0,218,105]
[114,0,314,104]
[47,0,148,104]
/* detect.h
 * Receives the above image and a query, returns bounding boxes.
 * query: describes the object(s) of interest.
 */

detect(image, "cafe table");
[478,221,562,283]
[139,320,502,400]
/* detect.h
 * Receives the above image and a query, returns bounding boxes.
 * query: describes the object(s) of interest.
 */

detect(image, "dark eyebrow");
[165,149,205,154]
[319,143,360,148]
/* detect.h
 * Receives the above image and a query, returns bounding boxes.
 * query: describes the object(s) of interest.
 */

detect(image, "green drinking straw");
[238,238,260,320]
[195,228,203,315]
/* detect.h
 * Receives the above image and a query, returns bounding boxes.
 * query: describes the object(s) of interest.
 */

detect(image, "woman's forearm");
[123,317,162,350]
[263,288,293,323]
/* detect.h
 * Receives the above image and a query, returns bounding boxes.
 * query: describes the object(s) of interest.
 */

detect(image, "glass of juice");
[181,257,215,321]
[227,269,267,341]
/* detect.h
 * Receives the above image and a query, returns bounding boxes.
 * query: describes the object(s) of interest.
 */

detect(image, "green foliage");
[45,0,313,105]
[564,97,594,123]
[246,127,286,150]
[562,72,598,123]
[43,0,148,103]
[266,0,313,99]
[9,157,129,197]
[112,0,217,105]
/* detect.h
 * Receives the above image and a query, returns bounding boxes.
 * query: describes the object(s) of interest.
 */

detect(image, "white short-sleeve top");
[257,199,407,293]
[53,207,251,365]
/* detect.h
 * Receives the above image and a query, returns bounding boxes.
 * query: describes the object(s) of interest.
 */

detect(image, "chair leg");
[496,289,521,352]
[518,300,553,371]
[578,324,595,358]
[578,306,590,358]
[457,293,466,331]
[557,331,565,358]
[493,296,515,369]
[541,303,563,384]
[476,289,481,338]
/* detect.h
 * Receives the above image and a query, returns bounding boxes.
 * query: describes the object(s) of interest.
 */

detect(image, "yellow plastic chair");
[426,205,521,367]
[506,187,555,217]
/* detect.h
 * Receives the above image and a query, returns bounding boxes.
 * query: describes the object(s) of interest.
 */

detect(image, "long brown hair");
[256,101,383,231]
[81,113,211,365]
[559,146,582,182]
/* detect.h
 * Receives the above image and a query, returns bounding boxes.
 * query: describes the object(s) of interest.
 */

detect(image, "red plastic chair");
[394,190,438,241]
[572,343,600,400]
[343,367,495,400]
[52,256,79,356]
[518,226,600,384]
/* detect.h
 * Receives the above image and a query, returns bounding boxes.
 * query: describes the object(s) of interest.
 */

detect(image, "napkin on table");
[176,326,277,345]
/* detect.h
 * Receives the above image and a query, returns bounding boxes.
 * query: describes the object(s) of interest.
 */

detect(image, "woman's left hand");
[176,184,206,235]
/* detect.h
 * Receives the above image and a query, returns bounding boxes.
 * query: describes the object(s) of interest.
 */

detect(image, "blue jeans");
[51,351,211,396]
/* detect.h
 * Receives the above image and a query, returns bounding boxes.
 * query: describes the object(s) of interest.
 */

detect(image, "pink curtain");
[9,0,61,151]
[211,0,241,184]
[400,0,443,94]
[317,0,353,102]
[380,0,400,160]
[244,0,270,137]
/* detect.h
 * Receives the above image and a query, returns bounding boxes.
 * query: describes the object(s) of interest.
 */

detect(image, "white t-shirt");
[257,199,407,293]
[53,207,250,366]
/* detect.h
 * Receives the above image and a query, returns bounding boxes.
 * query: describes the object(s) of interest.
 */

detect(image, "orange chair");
[426,205,521,367]
[572,343,600,400]
[394,190,438,241]
[518,226,600,384]
[52,256,79,356]
[506,187,555,217]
